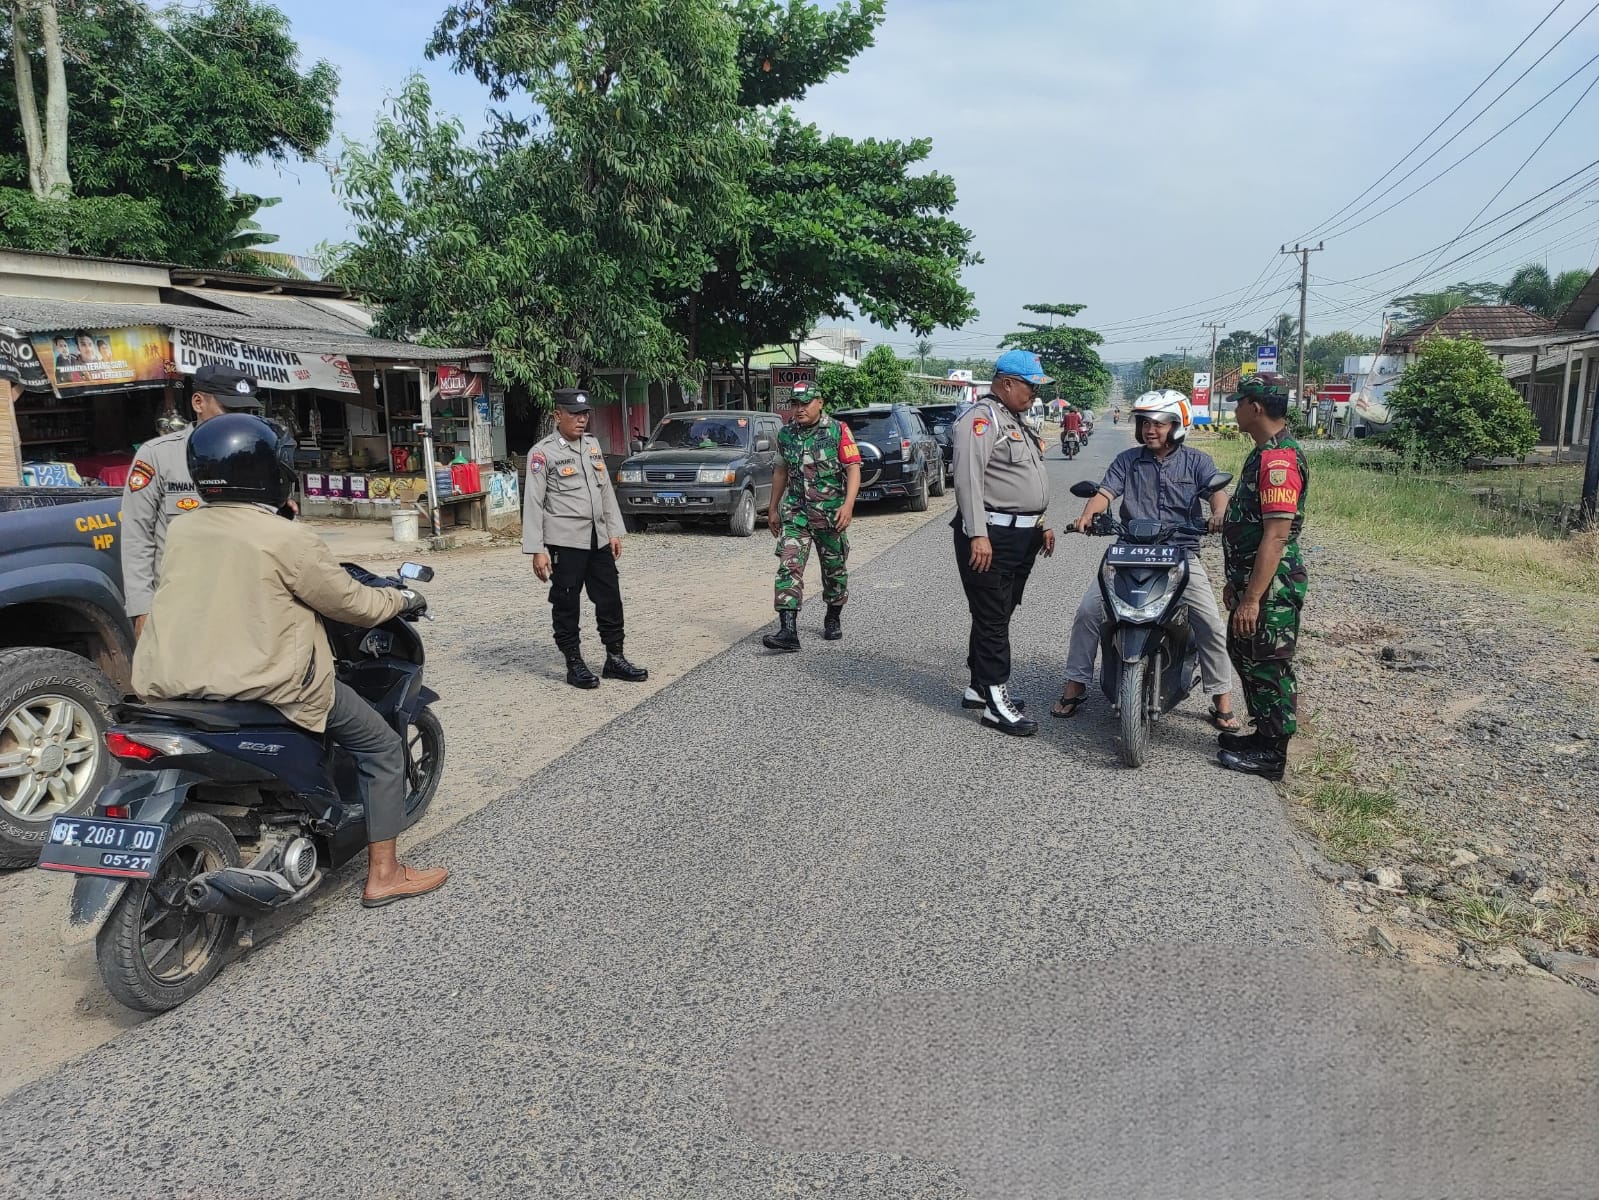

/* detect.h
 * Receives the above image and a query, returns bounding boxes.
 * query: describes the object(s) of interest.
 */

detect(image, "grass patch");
[1195,436,1599,642]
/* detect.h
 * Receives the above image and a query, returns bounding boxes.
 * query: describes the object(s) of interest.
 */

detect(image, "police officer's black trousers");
[548,531,625,655]
[953,521,1044,690]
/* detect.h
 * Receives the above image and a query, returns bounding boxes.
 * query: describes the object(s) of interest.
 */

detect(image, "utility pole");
[1281,242,1323,407]
[1202,321,1223,384]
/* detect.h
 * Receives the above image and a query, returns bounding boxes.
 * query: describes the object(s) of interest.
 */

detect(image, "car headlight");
[618,468,642,484]
[697,467,737,484]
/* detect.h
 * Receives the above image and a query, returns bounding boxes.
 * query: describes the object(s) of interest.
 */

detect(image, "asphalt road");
[5,425,1593,1199]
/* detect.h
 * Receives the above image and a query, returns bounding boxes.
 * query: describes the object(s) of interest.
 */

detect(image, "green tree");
[1215,329,1260,371]
[1303,330,1379,385]
[0,0,337,264]
[1385,336,1538,465]
[816,343,910,409]
[336,0,752,400]
[681,2,977,400]
[999,302,1111,410]
[914,338,933,373]
[1148,363,1193,395]
[218,194,304,277]
[1389,281,1501,329]
[1501,263,1590,319]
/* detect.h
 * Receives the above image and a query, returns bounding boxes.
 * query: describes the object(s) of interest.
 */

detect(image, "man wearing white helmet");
[1051,389,1239,732]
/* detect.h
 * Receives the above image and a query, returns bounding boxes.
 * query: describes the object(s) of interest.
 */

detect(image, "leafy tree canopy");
[1385,336,1538,466]
[1389,281,1501,329]
[999,303,1112,410]
[1501,263,1590,320]
[0,0,336,264]
[817,343,911,409]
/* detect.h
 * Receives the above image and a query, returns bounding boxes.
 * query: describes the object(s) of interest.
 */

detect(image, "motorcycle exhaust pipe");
[185,867,298,917]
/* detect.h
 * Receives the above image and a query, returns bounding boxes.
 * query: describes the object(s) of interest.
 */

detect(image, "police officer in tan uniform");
[522,388,649,689]
[952,350,1057,737]
[121,364,263,635]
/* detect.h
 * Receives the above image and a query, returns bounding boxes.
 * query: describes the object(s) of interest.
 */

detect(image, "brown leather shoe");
[361,864,449,909]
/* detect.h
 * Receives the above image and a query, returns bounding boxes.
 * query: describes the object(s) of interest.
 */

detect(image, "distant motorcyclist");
[133,414,448,909]
[1063,406,1085,438]
[1051,390,1238,731]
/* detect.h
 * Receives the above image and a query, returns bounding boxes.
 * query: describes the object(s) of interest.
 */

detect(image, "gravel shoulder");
[0,496,952,1098]
[1282,530,1599,983]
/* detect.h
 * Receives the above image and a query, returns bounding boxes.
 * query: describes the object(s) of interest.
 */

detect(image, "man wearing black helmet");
[133,414,447,908]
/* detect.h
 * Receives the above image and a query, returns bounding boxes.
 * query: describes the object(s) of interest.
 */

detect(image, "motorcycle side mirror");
[1202,471,1233,494]
[398,562,434,583]
[1069,480,1100,499]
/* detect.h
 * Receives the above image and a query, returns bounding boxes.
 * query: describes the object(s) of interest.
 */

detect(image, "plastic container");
[433,467,453,498]
[390,508,419,542]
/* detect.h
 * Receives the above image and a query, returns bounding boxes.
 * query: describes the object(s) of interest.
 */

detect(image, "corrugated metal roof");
[0,295,483,362]
[172,289,372,334]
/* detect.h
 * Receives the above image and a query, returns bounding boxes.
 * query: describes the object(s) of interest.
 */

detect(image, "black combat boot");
[822,604,844,641]
[1217,735,1289,781]
[980,684,1038,738]
[603,645,649,682]
[564,650,600,690]
[964,683,1025,711]
[1217,726,1264,753]
[762,610,801,652]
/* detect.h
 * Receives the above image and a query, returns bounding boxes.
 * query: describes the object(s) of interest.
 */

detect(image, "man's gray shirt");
[120,426,202,618]
[1097,444,1219,549]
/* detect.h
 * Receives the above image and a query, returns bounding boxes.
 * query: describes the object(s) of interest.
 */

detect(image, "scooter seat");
[120,699,300,732]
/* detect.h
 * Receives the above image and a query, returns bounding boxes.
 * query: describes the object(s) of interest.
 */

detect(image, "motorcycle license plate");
[36,817,166,879]
[655,492,686,505]
[859,489,883,501]
[1107,544,1180,565]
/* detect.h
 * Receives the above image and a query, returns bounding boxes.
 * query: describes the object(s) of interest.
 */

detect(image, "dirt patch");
[0,495,953,1098]
[1281,530,1599,987]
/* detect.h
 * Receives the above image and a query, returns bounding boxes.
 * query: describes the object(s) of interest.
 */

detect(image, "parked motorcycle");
[38,561,444,1013]
[1068,476,1230,767]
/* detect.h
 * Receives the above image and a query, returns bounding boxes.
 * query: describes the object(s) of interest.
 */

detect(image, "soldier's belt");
[986,512,1045,528]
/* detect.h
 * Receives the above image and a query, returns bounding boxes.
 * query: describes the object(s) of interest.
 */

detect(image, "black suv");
[919,403,960,486]
[832,405,945,511]
[615,410,784,536]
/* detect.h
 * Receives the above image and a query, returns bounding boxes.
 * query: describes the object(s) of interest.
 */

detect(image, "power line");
[1320,41,1599,243]
[1295,0,1574,243]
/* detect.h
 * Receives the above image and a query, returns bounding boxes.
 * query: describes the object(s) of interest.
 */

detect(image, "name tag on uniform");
[588,446,602,458]
[558,465,578,477]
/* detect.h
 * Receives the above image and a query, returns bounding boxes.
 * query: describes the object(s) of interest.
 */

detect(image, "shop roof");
[0,295,484,364]
[172,289,372,334]
[1389,305,1555,350]
[1555,265,1599,330]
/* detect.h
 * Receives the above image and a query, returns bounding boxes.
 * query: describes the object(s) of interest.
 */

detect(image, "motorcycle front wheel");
[1118,659,1153,768]
[97,810,240,1013]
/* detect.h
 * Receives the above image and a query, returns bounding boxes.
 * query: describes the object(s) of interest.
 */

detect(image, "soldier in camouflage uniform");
[1218,373,1309,781]
[762,382,862,652]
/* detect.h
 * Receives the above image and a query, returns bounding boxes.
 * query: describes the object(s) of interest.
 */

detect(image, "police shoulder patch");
[128,459,155,492]
[529,452,546,475]
[972,417,990,436]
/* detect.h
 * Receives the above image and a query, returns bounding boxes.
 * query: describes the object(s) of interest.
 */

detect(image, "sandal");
[1207,703,1242,734]
[1051,690,1088,719]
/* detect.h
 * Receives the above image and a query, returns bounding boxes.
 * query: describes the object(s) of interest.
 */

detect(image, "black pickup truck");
[0,488,129,866]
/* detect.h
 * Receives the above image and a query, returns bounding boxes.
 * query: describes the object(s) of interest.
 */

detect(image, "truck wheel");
[729,490,757,537]
[0,647,118,869]
[928,459,947,497]
[97,811,239,1013]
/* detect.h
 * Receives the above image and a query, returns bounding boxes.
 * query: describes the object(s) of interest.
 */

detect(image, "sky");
[230,0,1599,365]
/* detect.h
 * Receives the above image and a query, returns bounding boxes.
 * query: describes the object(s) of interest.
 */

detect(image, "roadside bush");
[818,345,916,410]
[1385,337,1539,466]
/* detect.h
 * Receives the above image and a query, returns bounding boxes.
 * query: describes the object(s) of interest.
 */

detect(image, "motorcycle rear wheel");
[1118,659,1153,768]
[98,810,240,1013]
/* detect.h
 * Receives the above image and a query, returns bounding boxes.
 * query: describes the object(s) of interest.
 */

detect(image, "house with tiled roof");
[1387,305,1556,353]
[1479,271,1599,451]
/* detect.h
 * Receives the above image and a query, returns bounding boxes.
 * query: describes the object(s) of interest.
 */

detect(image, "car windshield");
[835,413,898,445]
[647,417,751,450]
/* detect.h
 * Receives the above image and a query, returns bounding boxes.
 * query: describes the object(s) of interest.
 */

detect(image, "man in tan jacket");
[133,414,446,908]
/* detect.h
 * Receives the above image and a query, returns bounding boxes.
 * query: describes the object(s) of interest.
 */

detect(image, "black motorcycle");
[39,562,444,1013]
[1069,477,1230,767]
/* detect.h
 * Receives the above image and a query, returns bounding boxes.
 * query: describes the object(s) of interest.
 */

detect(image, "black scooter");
[1069,476,1230,767]
[39,562,444,1013]
[1060,428,1081,459]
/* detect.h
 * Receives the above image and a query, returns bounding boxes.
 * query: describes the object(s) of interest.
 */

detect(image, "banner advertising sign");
[437,364,484,400]
[770,364,816,410]
[1256,345,1278,375]
[0,325,51,392]
[174,329,358,394]
[1240,362,1258,377]
[1191,371,1212,425]
[32,326,170,395]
